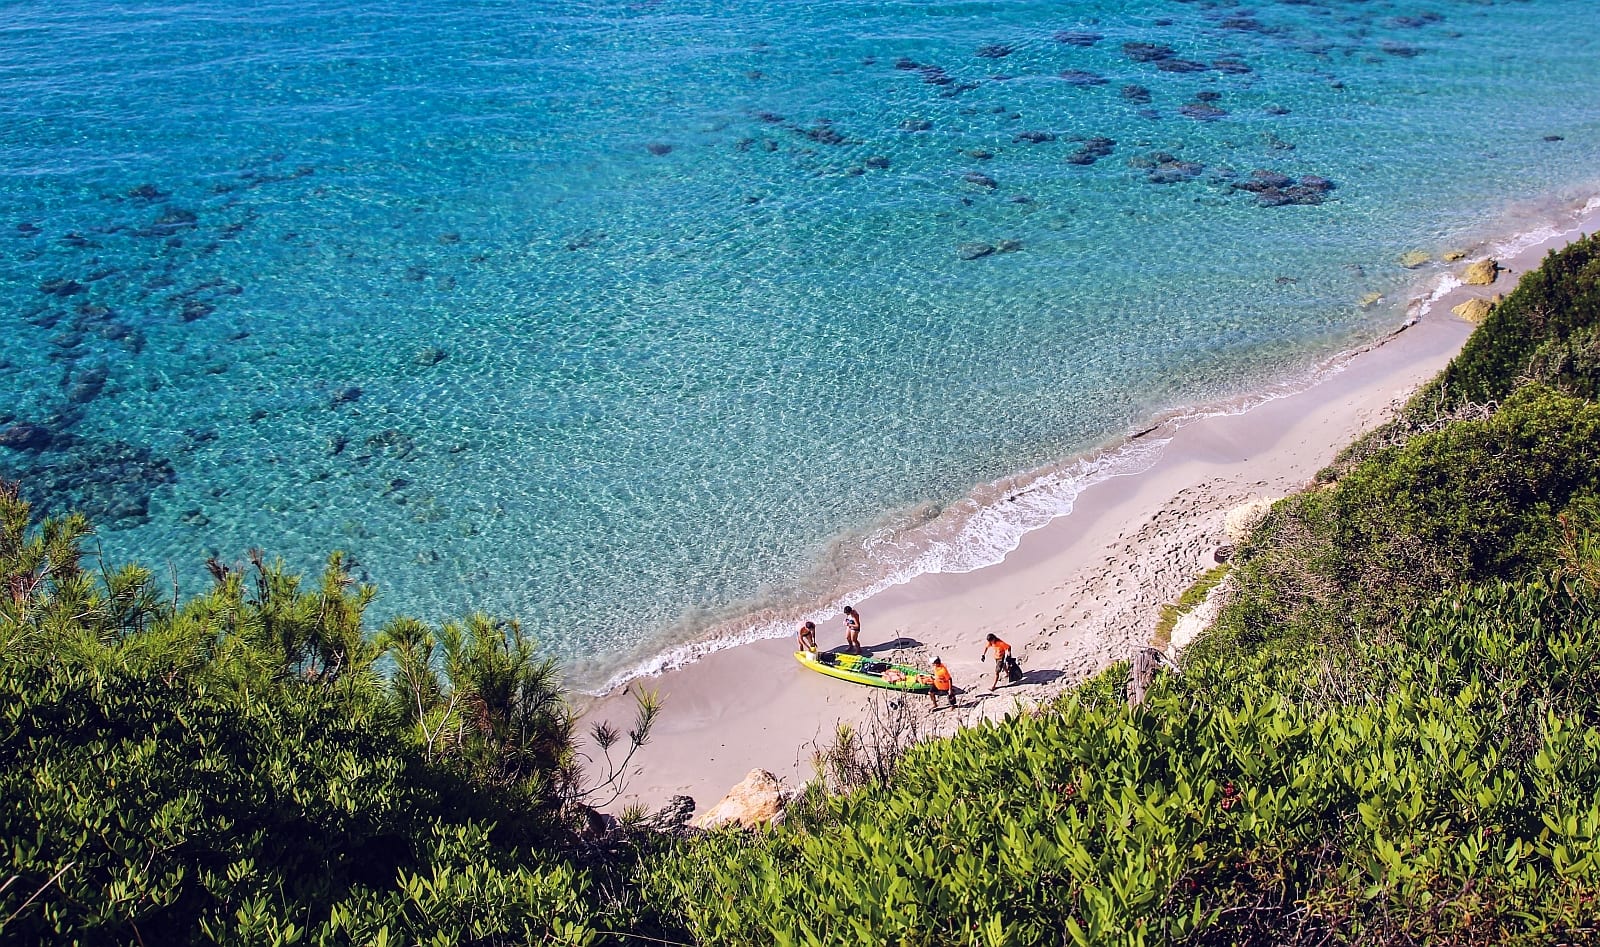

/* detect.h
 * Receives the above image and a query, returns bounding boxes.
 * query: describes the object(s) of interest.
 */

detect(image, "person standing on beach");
[797,620,818,654]
[981,634,1011,691]
[842,605,863,654]
[928,657,956,710]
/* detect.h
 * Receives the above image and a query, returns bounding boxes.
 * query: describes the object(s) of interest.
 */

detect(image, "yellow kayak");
[794,650,933,692]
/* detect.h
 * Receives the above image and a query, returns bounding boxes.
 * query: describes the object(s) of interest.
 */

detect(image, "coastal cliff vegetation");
[6,235,1600,945]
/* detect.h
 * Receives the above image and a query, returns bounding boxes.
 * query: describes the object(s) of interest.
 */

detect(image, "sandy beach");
[592,197,1600,816]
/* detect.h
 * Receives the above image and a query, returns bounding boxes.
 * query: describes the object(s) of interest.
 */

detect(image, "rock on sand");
[1224,497,1279,542]
[1462,258,1500,285]
[1451,297,1495,323]
[695,769,791,829]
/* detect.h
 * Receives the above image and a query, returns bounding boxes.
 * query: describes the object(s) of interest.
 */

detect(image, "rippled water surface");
[3,0,1598,683]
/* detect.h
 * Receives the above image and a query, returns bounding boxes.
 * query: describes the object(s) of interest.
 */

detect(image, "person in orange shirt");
[981,634,1011,691]
[928,656,956,710]
[797,620,818,654]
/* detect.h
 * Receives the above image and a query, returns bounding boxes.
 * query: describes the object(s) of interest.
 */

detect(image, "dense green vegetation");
[6,234,1600,945]
[0,494,655,945]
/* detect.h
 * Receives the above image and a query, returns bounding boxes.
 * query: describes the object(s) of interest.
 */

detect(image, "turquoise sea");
[3,0,1597,688]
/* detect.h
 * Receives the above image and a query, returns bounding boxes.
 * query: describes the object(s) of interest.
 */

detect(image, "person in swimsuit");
[981,633,1012,691]
[797,620,818,654]
[842,605,863,654]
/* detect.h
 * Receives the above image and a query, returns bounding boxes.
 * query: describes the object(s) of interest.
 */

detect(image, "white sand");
[588,198,1600,815]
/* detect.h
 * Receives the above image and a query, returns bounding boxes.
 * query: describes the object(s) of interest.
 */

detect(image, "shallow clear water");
[3,0,1598,685]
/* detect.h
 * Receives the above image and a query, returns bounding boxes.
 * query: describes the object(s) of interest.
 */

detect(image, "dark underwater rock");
[13,439,176,527]
[958,242,996,260]
[966,148,994,160]
[996,238,1023,253]
[1218,16,1266,32]
[1141,153,1205,184]
[864,155,891,169]
[135,208,198,238]
[1123,42,1176,62]
[900,119,933,132]
[1156,59,1208,73]
[1054,30,1102,47]
[1014,130,1058,143]
[364,428,418,461]
[1233,170,1335,206]
[646,142,673,156]
[66,365,108,406]
[963,171,998,188]
[0,422,54,452]
[1122,84,1152,104]
[1243,170,1295,189]
[39,278,85,297]
[1059,69,1108,86]
[1392,12,1444,28]
[799,123,848,145]
[126,183,169,201]
[1213,58,1253,74]
[976,43,1014,58]
[1181,102,1228,121]
[1066,137,1116,165]
[24,306,60,329]
[51,330,86,351]
[331,386,363,407]
[415,346,449,366]
[16,222,42,237]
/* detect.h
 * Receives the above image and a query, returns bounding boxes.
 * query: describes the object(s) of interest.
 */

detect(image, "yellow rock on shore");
[1462,258,1500,285]
[1442,249,1468,262]
[1451,298,1494,323]
[695,768,790,829]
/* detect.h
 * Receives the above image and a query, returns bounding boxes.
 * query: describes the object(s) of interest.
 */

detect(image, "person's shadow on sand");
[1018,668,1064,686]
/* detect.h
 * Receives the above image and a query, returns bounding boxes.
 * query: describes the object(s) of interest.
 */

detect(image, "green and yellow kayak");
[794,650,933,692]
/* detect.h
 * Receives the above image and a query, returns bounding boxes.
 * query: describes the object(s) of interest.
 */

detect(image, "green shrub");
[1211,385,1600,650]
[634,564,1600,946]
[1440,233,1600,406]
[0,482,618,945]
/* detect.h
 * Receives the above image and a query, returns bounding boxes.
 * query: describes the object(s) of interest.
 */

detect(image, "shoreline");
[580,190,1600,699]
[588,195,1600,813]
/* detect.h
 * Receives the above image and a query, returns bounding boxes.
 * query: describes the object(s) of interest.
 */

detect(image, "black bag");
[1005,654,1023,683]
